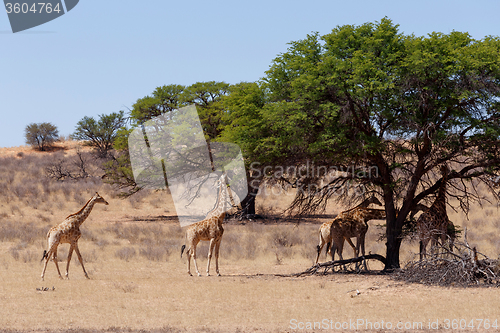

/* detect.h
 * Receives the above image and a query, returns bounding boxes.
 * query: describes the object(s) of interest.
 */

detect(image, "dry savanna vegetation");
[1,141,500,333]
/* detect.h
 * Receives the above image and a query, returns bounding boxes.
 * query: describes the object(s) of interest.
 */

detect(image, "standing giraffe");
[416,165,450,260]
[330,208,386,270]
[181,174,228,276]
[315,196,382,264]
[41,192,109,280]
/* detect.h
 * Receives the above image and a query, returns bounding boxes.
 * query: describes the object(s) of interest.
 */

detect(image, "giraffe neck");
[343,197,376,214]
[68,196,97,227]
[432,173,448,211]
[361,209,386,222]
[213,178,227,217]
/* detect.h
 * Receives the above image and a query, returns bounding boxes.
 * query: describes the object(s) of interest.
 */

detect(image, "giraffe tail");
[41,250,47,262]
[181,245,186,258]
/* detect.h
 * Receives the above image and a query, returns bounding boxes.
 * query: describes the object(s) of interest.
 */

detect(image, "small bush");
[139,246,168,261]
[0,221,46,244]
[115,247,136,261]
[81,249,98,263]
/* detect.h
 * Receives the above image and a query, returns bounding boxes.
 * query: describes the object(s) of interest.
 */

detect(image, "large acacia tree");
[224,18,500,269]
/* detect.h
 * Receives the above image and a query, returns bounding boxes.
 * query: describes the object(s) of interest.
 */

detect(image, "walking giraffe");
[315,196,382,264]
[181,173,228,276]
[41,192,109,280]
[416,165,450,260]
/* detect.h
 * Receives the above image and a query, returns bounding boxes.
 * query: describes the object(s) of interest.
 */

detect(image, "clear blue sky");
[1,0,499,148]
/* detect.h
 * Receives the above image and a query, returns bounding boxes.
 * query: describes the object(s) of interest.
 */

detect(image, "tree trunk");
[385,226,402,270]
[240,182,259,215]
[384,208,404,270]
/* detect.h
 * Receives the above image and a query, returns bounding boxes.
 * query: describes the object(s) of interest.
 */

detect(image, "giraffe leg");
[345,237,356,255]
[333,237,346,271]
[353,236,362,271]
[214,238,222,276]
[186,247,193,276]
[65,244,74,279]
[330,241,339,271]
[53,248,63,280]
[315,231,325,264]
[360,232,368,271]
[315,243,323,264]
[326,237,332,257]
[431,234,441,256]
[41,247,54,281]
[337,242,347,272]
[349,235,366,271]
[206,238,216,276]
[420,237,430,261]
[74,243,89,279]
[191,245,201,277]
[355,233,368,271]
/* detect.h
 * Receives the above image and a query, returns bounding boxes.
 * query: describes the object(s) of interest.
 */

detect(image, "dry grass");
[1,142,500,332]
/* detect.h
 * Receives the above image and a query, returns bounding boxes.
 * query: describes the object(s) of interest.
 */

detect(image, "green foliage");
[24,122,59,151]
[221,82,269,165]
[102,152,141,197]
[130,84,186,124]
[181,81,230,140]
[128,82,230,142]
[72,111,126,157]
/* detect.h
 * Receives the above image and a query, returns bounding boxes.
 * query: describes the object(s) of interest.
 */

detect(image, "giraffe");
[315,196,382,264]
[330,208,386,270]
[181,174,228,276]
[416,165,450,260]
[411,203,456,253]
[41,192,109,280]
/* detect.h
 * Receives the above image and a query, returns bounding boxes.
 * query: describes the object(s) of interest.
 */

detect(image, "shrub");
[25,122,59,151]
[72,111,126,157]
[115,247,136,261]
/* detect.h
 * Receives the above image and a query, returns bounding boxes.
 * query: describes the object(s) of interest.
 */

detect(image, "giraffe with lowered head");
[181,173,228,276]
[330,207,386,270]
[41,192,109,280]
[315,196,382,264]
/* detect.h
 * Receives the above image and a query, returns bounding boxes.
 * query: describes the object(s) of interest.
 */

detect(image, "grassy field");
[1,142,500,332]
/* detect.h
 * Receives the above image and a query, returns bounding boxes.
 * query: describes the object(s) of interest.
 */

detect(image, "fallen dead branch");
[283,254,386,277]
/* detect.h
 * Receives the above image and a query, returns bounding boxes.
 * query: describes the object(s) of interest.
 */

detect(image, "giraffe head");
[365,196,382,207]
[93,192,109,205]
[351,195,382,211]
[440,165,450,179]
